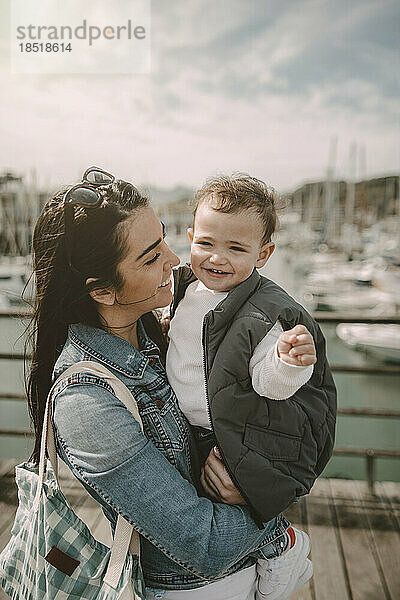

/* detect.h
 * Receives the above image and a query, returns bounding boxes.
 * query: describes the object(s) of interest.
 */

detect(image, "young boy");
[166,174,336,600]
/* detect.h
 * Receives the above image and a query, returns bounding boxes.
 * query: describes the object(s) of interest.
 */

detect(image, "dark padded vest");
[172,266,337,523]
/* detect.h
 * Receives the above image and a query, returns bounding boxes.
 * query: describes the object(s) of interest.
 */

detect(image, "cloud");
[0,0,398,192]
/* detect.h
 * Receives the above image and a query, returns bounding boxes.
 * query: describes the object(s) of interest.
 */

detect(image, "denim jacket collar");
[69,320,159,379]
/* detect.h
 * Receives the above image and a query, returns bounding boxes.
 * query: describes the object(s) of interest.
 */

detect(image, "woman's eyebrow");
[136,223,166,261]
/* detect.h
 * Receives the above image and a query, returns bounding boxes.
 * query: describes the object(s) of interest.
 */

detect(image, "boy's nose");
[210,253,227,265]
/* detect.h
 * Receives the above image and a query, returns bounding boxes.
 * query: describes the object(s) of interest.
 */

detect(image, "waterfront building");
[0,171,48,256]
[284,175,399,246]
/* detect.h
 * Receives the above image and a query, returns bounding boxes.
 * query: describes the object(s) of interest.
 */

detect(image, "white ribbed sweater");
[166,281,313,428]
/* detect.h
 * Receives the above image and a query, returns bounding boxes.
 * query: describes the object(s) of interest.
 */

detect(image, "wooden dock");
[0,460,399,599]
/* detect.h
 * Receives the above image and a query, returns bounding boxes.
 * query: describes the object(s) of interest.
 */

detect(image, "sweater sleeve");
[249,321,313,400]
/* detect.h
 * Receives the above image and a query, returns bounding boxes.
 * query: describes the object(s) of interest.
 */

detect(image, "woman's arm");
[53,382,274,580]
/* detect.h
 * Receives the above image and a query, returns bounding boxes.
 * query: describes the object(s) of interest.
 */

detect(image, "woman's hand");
[200,447,247,505]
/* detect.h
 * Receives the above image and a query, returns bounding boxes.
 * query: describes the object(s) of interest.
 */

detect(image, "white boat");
[300,253,398,315]
[302,284,396,315]
[336,323,400,363]
[373,266,400,300]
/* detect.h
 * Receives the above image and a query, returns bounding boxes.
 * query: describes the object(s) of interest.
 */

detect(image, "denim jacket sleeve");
[53,379,277,580]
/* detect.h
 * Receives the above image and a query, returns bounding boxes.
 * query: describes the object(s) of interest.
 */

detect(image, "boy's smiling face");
[188,200,274,292]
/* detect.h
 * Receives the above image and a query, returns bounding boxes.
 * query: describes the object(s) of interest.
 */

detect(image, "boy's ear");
[256,242,275,268]
[86,278,116,306]
[187,228,194,243]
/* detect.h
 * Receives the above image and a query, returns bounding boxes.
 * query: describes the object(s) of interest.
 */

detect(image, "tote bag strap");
[34,360,143,590]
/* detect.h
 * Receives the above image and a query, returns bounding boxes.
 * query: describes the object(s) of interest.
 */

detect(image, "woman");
[27,167,290,599]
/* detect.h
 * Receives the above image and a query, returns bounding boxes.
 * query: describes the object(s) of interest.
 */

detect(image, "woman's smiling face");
[115,206,179,314]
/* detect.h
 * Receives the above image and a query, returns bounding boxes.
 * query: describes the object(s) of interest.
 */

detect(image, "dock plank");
[1,462,400,599]
[356,481,400,600]
[380,481,400,531]
[306,479,350,600]
[330,478,387,600]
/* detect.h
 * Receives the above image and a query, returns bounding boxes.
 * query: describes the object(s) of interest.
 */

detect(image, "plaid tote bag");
[0,361,146,600]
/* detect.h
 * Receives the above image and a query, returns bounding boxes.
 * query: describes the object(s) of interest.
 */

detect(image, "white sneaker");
[256,527,312,600]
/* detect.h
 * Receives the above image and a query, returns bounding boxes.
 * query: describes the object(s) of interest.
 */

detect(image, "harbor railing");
[1,309,400,494]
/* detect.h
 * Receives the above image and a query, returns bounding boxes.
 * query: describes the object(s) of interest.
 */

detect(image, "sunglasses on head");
[63,166,115,273]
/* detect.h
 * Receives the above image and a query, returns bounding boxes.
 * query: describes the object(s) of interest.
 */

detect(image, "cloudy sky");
[0,0,398,192]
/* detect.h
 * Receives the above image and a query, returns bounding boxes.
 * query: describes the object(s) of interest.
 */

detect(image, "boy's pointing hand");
[277,324,316,367]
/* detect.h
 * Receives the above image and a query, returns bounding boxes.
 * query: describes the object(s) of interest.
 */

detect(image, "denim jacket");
[52,321,289,590]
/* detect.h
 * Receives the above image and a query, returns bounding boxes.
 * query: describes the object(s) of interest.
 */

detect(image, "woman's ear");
[256,242,275,268]
[86,278,116,306]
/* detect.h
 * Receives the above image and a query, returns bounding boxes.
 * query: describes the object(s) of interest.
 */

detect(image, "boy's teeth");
[210,269,225,274]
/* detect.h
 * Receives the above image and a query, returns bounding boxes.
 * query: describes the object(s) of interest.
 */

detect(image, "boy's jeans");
[191,426,289,560]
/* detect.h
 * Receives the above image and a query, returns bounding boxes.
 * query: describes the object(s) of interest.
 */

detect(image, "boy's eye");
[230,246,246,252]
[145,252,161,266]
[197,241,212,246]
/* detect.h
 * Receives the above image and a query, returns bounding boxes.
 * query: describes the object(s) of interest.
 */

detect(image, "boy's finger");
[279,332,298,344]
[299,354,317,366]
[277,340,293,354]
[290,324,308,335]
[289,344,315,356]
[291,333,314,346]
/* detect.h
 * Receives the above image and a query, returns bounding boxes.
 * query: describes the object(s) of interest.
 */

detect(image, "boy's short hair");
[193,173,278,244]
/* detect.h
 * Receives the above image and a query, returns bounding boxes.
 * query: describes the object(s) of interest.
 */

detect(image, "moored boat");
[336,323,400,363]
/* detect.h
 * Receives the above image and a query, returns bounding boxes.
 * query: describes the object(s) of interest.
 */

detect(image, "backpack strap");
[34,360,143,590]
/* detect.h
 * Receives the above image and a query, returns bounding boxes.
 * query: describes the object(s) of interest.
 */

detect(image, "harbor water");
[0,246,399,482]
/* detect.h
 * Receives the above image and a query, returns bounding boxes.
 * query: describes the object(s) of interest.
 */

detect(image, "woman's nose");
[166,244,180,267]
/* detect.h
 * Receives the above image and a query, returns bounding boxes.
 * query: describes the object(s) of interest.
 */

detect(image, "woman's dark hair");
[26,179,166,463]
